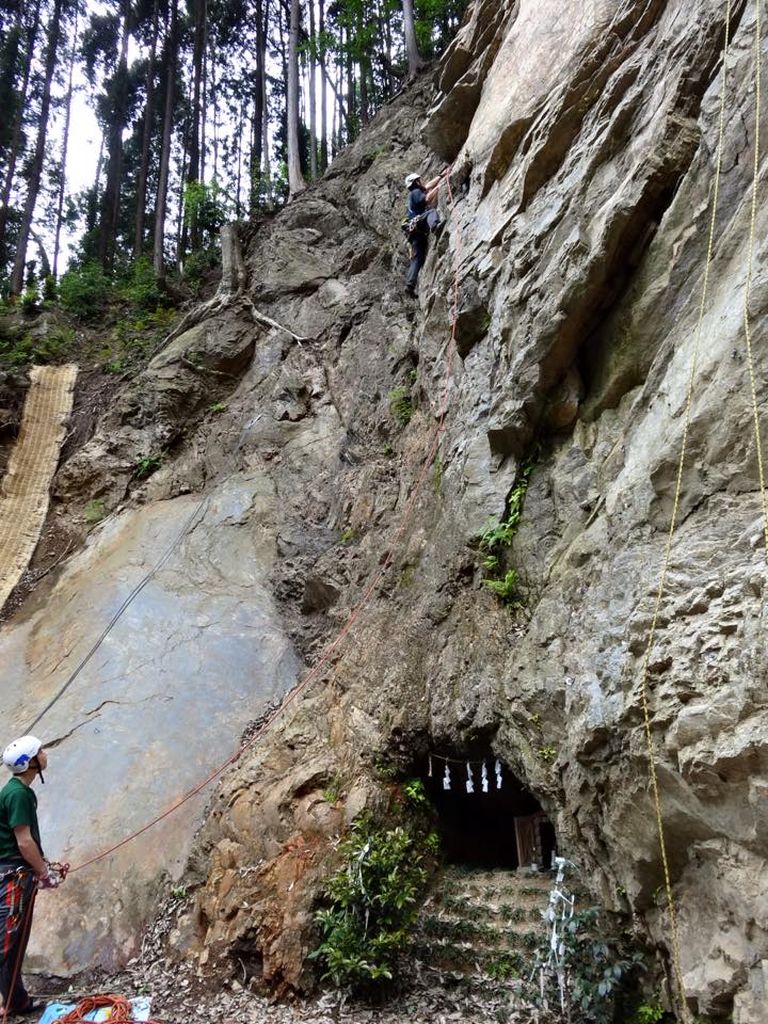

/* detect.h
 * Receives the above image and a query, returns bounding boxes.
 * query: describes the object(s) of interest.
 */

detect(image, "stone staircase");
[410,865,555,989]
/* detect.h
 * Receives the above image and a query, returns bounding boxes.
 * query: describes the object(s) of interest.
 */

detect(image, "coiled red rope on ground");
[52,993,161,1023]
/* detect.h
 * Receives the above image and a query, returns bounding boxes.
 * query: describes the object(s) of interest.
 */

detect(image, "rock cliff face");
[2,0,767,1019]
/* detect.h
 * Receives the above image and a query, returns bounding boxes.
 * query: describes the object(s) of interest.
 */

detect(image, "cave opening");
[422,754,556,871]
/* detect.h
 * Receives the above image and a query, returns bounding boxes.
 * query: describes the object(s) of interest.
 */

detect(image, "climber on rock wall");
[403,169,447,296]
[0,736,62,1017]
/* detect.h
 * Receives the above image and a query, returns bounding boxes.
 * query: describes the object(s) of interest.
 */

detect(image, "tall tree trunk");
[384,0,394,97]
[87,133,105,235]
[332,48,342,156]
[186,0,207,251]
[235,108,243,218]
[249,0,271,209]
[287,0,306,197]
[346,25,355,143]
[97,0,131,271]
[308,0,317,178]
[153,0,177,279]
[211,51,219,182]
[357,6,369,126]
[402,0,423,75]
[53,1,79,280]
[318,0,327,171]
[10,0,63,295]
[260,36,271,207]
[0,0,42,260]
[29,228,51,279]
[134,0,160,259]
[200,17,208,186]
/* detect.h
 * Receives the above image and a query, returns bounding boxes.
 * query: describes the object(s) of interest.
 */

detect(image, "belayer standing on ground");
[403,169,447,296]
[0,735,62,1016]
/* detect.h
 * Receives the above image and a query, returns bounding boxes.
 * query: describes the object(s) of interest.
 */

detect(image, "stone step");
[412,865,556,982]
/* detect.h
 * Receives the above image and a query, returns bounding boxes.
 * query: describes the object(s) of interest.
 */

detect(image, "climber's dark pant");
[407,234,428,288]
[405,209,441,289]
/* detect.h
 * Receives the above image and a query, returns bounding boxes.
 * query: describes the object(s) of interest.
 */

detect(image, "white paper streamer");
[495,759,502,790]
[443,763,451,791]
[466,762,474,794]
[481,761,489,793]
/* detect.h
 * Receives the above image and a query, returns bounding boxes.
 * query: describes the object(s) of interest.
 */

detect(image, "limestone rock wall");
[2,1,767,1019]
[187,2,768,1019]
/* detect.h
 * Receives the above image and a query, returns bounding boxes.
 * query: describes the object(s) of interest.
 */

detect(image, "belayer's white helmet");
[405,172,421,188]
[3,735,42,774]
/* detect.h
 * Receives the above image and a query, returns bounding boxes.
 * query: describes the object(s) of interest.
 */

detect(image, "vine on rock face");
[310,788,438,989]
[478,452,537,607]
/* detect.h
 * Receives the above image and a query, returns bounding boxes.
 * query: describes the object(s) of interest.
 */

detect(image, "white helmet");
[405,172,421,188]
[3,735,42,774]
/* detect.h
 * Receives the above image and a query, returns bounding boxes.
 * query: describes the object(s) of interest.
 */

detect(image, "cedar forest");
[0,0,467,300]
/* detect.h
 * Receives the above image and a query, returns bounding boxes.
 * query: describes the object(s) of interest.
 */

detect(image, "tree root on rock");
[157,223,311,354]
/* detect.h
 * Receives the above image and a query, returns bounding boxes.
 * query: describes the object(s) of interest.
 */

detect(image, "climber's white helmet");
[3,735,43,774]
[405,172,421,188]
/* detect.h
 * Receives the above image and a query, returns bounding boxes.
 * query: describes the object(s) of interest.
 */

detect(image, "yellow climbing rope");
[637,2,731,1019]
[638,1,768,1020]
[742,0,768,565]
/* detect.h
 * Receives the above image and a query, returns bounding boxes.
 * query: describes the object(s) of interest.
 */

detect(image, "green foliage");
[120,256,164,312]
[432,455,443,495]
[388,386,413,427]
[322,775,344,805]
[398,563,416,588]
[537,745,557,763]
[84,499,106,524]
[208,401,228,414]
[59,262,111,320]
[632,1005,665,1024]
[482,568,524,607]
[181,247,221,296]
[524,906,645,1024]
[340,526,357,544]
[134,452,162,479]
[479,455,536,554]
[478,453,537,607]
[43,275,57,302]
[20,283,40,313]
[183,179,225,241]
[485,950,524,981]
[311,814,435,988]
[0,326,75,367]
[403,778,427,805]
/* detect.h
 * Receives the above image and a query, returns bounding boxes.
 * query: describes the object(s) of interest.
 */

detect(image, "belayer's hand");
[37,860,68,889]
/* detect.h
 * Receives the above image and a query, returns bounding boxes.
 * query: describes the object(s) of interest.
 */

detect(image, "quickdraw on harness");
[401,211,430,239]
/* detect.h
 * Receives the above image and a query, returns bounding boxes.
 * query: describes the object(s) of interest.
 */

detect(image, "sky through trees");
[0,0,468,294]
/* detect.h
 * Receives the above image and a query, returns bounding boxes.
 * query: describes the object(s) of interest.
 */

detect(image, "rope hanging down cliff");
[65,171,464,876]
[637,2,768,1020]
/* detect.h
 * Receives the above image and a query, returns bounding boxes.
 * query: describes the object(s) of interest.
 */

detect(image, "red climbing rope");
[66,169,464,877]
[52,994,162,1023]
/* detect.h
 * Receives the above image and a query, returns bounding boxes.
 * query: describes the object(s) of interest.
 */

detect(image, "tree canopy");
[0,0,468,295]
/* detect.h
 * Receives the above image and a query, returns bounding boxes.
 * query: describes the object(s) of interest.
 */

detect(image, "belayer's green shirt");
[0,777,43,867]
